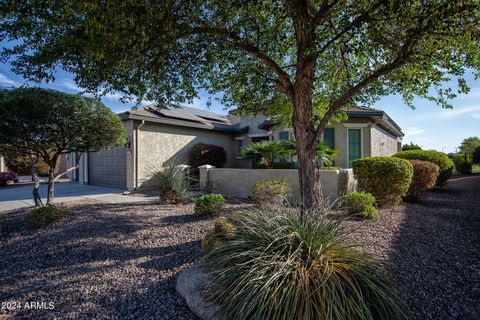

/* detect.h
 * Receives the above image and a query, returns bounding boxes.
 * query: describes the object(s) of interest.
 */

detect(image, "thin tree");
[1,1,479,207]
[0,88,126,205]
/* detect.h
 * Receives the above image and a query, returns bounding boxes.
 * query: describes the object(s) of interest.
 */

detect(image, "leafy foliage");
[252,179,291,205]
[0,88,126,204]
[4,154,50,176]
[316,141,338,167]
[241,140,295,168]
[194,193,226,216]
[26,204,68,229]
[0,171,18,186]
[202,217,236,254]
[473,146,480,165]
[190,143,227,169]
[452,153,473,175]
[2,0,479,207]
[203,204,407,320]
[353,157,413,207]
[402,142,422,151]
[394,150,454,185]
[343,192,377,218]
[459,137,480,154]
[361,205,379,220]
[404,160,439,202]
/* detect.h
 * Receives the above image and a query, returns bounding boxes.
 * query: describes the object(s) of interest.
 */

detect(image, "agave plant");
[147,164,190,204]
[203,204,407,320]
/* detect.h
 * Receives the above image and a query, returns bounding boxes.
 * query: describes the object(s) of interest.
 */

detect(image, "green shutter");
[348,129,361,167]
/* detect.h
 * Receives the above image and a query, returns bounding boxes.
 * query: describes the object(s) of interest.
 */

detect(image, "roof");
[119,104,249,134]
[258,106,403,137]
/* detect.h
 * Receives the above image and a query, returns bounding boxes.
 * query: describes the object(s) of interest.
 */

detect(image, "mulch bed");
[1,175,479,319]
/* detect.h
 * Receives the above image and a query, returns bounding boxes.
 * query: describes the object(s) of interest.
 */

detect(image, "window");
[279,131,290,141]
[323,127,335,149]
[348,129,361,168]
[236,139,243,157]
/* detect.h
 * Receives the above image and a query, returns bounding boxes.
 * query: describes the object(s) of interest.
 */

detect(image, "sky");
[1,40,479,153]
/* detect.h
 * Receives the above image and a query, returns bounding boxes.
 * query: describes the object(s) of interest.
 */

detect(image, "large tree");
[1,1,479,207]
[459,136,480,154]
[0,88,126,205]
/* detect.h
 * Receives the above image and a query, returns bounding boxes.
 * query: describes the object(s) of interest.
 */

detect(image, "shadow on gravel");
[387,175,480,320]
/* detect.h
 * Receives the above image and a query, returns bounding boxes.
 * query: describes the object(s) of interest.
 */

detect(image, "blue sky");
[1,43,479,153]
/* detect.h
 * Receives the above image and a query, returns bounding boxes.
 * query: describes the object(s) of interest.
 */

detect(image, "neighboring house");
[71,104,403,190]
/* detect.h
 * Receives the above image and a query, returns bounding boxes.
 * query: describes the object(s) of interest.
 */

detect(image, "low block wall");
[199,165,356,204]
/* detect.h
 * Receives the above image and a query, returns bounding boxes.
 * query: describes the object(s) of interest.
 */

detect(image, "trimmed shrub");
[361,204,379,219]
[203,205,407,319]
[343,192,376,217]
[320,166,341,170]
[394,150,454,185]
[452,153,473,175]
[190,143,227,169]
[252,179,291,204]
[26,204,68,229]
[353,157,413,207]
[202,217,236,253]
[195,193,226,216]
[405,160,439,201]
[0,171,18,186]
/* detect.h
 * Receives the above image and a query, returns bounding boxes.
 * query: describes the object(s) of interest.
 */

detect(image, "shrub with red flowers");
[190,143,227,169]
[0,171,18,186]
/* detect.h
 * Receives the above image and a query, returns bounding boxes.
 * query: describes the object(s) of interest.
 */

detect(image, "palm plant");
[316,141,338,167]
[241,140,295,168]
[203,204,407,320]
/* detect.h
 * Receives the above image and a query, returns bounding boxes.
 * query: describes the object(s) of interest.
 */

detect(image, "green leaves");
[0,87,126,162]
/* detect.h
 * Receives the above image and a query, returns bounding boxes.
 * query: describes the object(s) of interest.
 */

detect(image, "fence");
[198,165,356,205]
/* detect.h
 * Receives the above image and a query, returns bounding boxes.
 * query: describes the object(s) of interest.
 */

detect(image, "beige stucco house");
[70,104,403,190]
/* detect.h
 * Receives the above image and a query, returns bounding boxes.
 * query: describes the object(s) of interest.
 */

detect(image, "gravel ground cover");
[1,175,479,319]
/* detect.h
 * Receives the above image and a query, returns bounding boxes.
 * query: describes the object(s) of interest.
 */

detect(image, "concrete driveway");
[0,182,158,212]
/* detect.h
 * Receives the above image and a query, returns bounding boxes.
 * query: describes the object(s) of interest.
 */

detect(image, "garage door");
[88,147,127,188]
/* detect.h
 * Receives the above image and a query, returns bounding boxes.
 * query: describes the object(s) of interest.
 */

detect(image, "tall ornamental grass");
[203,204,407,320]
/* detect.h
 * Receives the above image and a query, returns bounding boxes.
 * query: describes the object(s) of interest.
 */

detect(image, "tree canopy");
[0,87,126,204]
[1,0,479,207]
[459,136,480,154]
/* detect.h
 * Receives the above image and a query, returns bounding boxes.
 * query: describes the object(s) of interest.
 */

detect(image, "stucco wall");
[136,122,237,186]
[370,124,400,157]
[331,120,371,168]
[200,166,356,206]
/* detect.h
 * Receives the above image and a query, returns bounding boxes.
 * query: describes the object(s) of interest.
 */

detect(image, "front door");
[348,129,362,168]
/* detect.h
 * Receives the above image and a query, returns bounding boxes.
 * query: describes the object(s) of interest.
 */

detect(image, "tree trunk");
[46,168,55,205]
[30,156,43,207]
[292,95,323,209]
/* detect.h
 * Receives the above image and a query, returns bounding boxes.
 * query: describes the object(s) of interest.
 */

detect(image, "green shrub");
[353,157,413,207]
[473,146,480,165]
[190,143,227,169]
[394,150,454,185]
[320,166,341,170]
[401,142,422,151]
[405,160,439,201]
[361,204,379,219]
[202,217,236,253]
[252,179,291,204]
[452,153,473,175]
[195,194,226,216]
[343,192,376,215]
[26,204,68,229]
[203,205,407,319]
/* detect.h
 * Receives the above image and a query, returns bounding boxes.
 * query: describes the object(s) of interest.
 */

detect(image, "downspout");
[135,120,145,189]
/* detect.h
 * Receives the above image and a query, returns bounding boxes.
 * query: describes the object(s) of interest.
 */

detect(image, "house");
[71,104,403,190]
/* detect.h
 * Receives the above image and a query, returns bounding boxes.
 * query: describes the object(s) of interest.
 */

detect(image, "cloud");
[0,73,18,87]
[439,105,480,119]
[472,113,480,119]
[403,126,424,136]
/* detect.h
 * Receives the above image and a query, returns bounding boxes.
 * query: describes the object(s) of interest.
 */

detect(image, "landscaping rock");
[176,264,220,320]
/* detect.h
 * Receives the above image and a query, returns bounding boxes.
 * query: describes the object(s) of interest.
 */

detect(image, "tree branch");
[188,27,294,99]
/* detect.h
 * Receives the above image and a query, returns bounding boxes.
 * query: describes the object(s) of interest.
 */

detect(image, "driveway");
[0,181,158,212]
